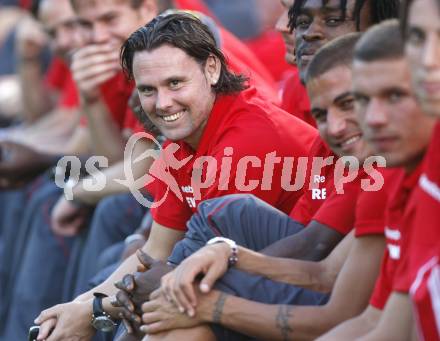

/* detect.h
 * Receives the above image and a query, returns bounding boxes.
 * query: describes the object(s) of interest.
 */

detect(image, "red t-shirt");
[146,87,317,230]
[355,168,398,237]
[369,166,422,310]
[312,170,371,235]
[174,0,215,18]
[410,256,440,341]
[279,71,316,128]
[289,136,336,226]
[244,30,292,83]
[218,28,278,103]
[45,58,79,109]
[394,122,440,292]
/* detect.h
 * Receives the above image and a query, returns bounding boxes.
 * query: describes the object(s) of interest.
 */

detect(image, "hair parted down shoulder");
[120,12,248,95]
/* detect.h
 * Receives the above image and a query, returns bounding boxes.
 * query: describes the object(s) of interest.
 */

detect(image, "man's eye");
[340,98,355,111]
[140,87,154,96]
[325,17,344,27]
[296,17,311,29]
[354,95,369,106]
[389,92,405,103]
[407,28,425,45]
[170,80,180,88]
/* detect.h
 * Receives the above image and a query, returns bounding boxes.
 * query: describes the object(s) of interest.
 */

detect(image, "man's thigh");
[169,194,304,265]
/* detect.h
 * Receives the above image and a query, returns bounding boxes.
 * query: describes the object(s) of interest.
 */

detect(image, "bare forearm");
[261,222,343,261]
[19,60,53,122]
[72,139,155,205]
[237,247,329,292]
[83,99,125,163]
[202,292,335,341]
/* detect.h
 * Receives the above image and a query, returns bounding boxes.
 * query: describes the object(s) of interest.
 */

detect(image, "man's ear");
[205,54,221,86]
[137,0,159,24]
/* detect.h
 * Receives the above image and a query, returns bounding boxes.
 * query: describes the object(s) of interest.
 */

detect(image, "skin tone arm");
[16,16,54,123]
[158,227,351,317]
[69,138,155,205]
[261,221,344,260]
[71,44,125,163]
[50,138,155,236]
[357,293,414,341]
[234,231,353,293]
[82,99,126,163]
[142,235,385,340]
[316,305,381,340]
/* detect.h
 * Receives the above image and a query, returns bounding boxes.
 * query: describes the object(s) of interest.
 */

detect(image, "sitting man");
[35,12,317,341]
[317,20,437,341]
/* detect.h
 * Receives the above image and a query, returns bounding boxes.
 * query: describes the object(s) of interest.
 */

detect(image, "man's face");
[75,0,156,48]
[133,45,220,148]
[405,0,440,118]
[39,0,84,59]
[275,0,295,65]
[294,0,371,81]
[307,65,369,159]
[353,58,437,170]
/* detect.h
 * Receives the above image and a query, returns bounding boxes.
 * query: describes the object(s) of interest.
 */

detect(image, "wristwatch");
[91,293,117,332]
[206,237,238,267]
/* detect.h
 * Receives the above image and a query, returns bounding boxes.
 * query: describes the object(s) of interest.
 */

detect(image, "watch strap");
[206,237,238,267]
[93,292,108,317]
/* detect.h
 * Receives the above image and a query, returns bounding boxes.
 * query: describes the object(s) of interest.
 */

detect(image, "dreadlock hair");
[121,13,248,95]
[288,0,400,32]
[400,0,440,36]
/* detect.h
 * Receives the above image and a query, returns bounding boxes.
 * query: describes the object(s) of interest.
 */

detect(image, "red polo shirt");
[279,71,316,127]
[244,30,292,83]
[289,136,335,226]
[219,28,278,102]
[312,170,370,235]
[147,87,317,230]
[394,122,440,291]
[410,256,440,341]
[369,166,422,310]
[355,168,397,237]
[45,58,79,109]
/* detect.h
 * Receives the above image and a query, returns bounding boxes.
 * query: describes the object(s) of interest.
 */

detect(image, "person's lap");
[168,194,328,341]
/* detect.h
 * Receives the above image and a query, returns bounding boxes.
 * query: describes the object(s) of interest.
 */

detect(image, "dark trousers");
[169,194,328,341]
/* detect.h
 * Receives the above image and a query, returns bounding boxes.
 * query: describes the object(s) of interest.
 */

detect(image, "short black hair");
[121,12,248,95]
[305,32,361,84]
[354,20,403,63]
[288,0,400,32]
[400,0,440,36]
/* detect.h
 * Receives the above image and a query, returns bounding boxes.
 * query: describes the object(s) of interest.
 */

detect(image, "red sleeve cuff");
[150,207,188,231]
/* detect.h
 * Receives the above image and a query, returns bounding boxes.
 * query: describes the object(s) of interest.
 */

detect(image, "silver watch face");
[92,316,116,332]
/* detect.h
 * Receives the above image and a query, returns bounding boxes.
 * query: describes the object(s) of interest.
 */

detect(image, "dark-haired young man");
[318,20,437,341]
[34,12,317,341]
